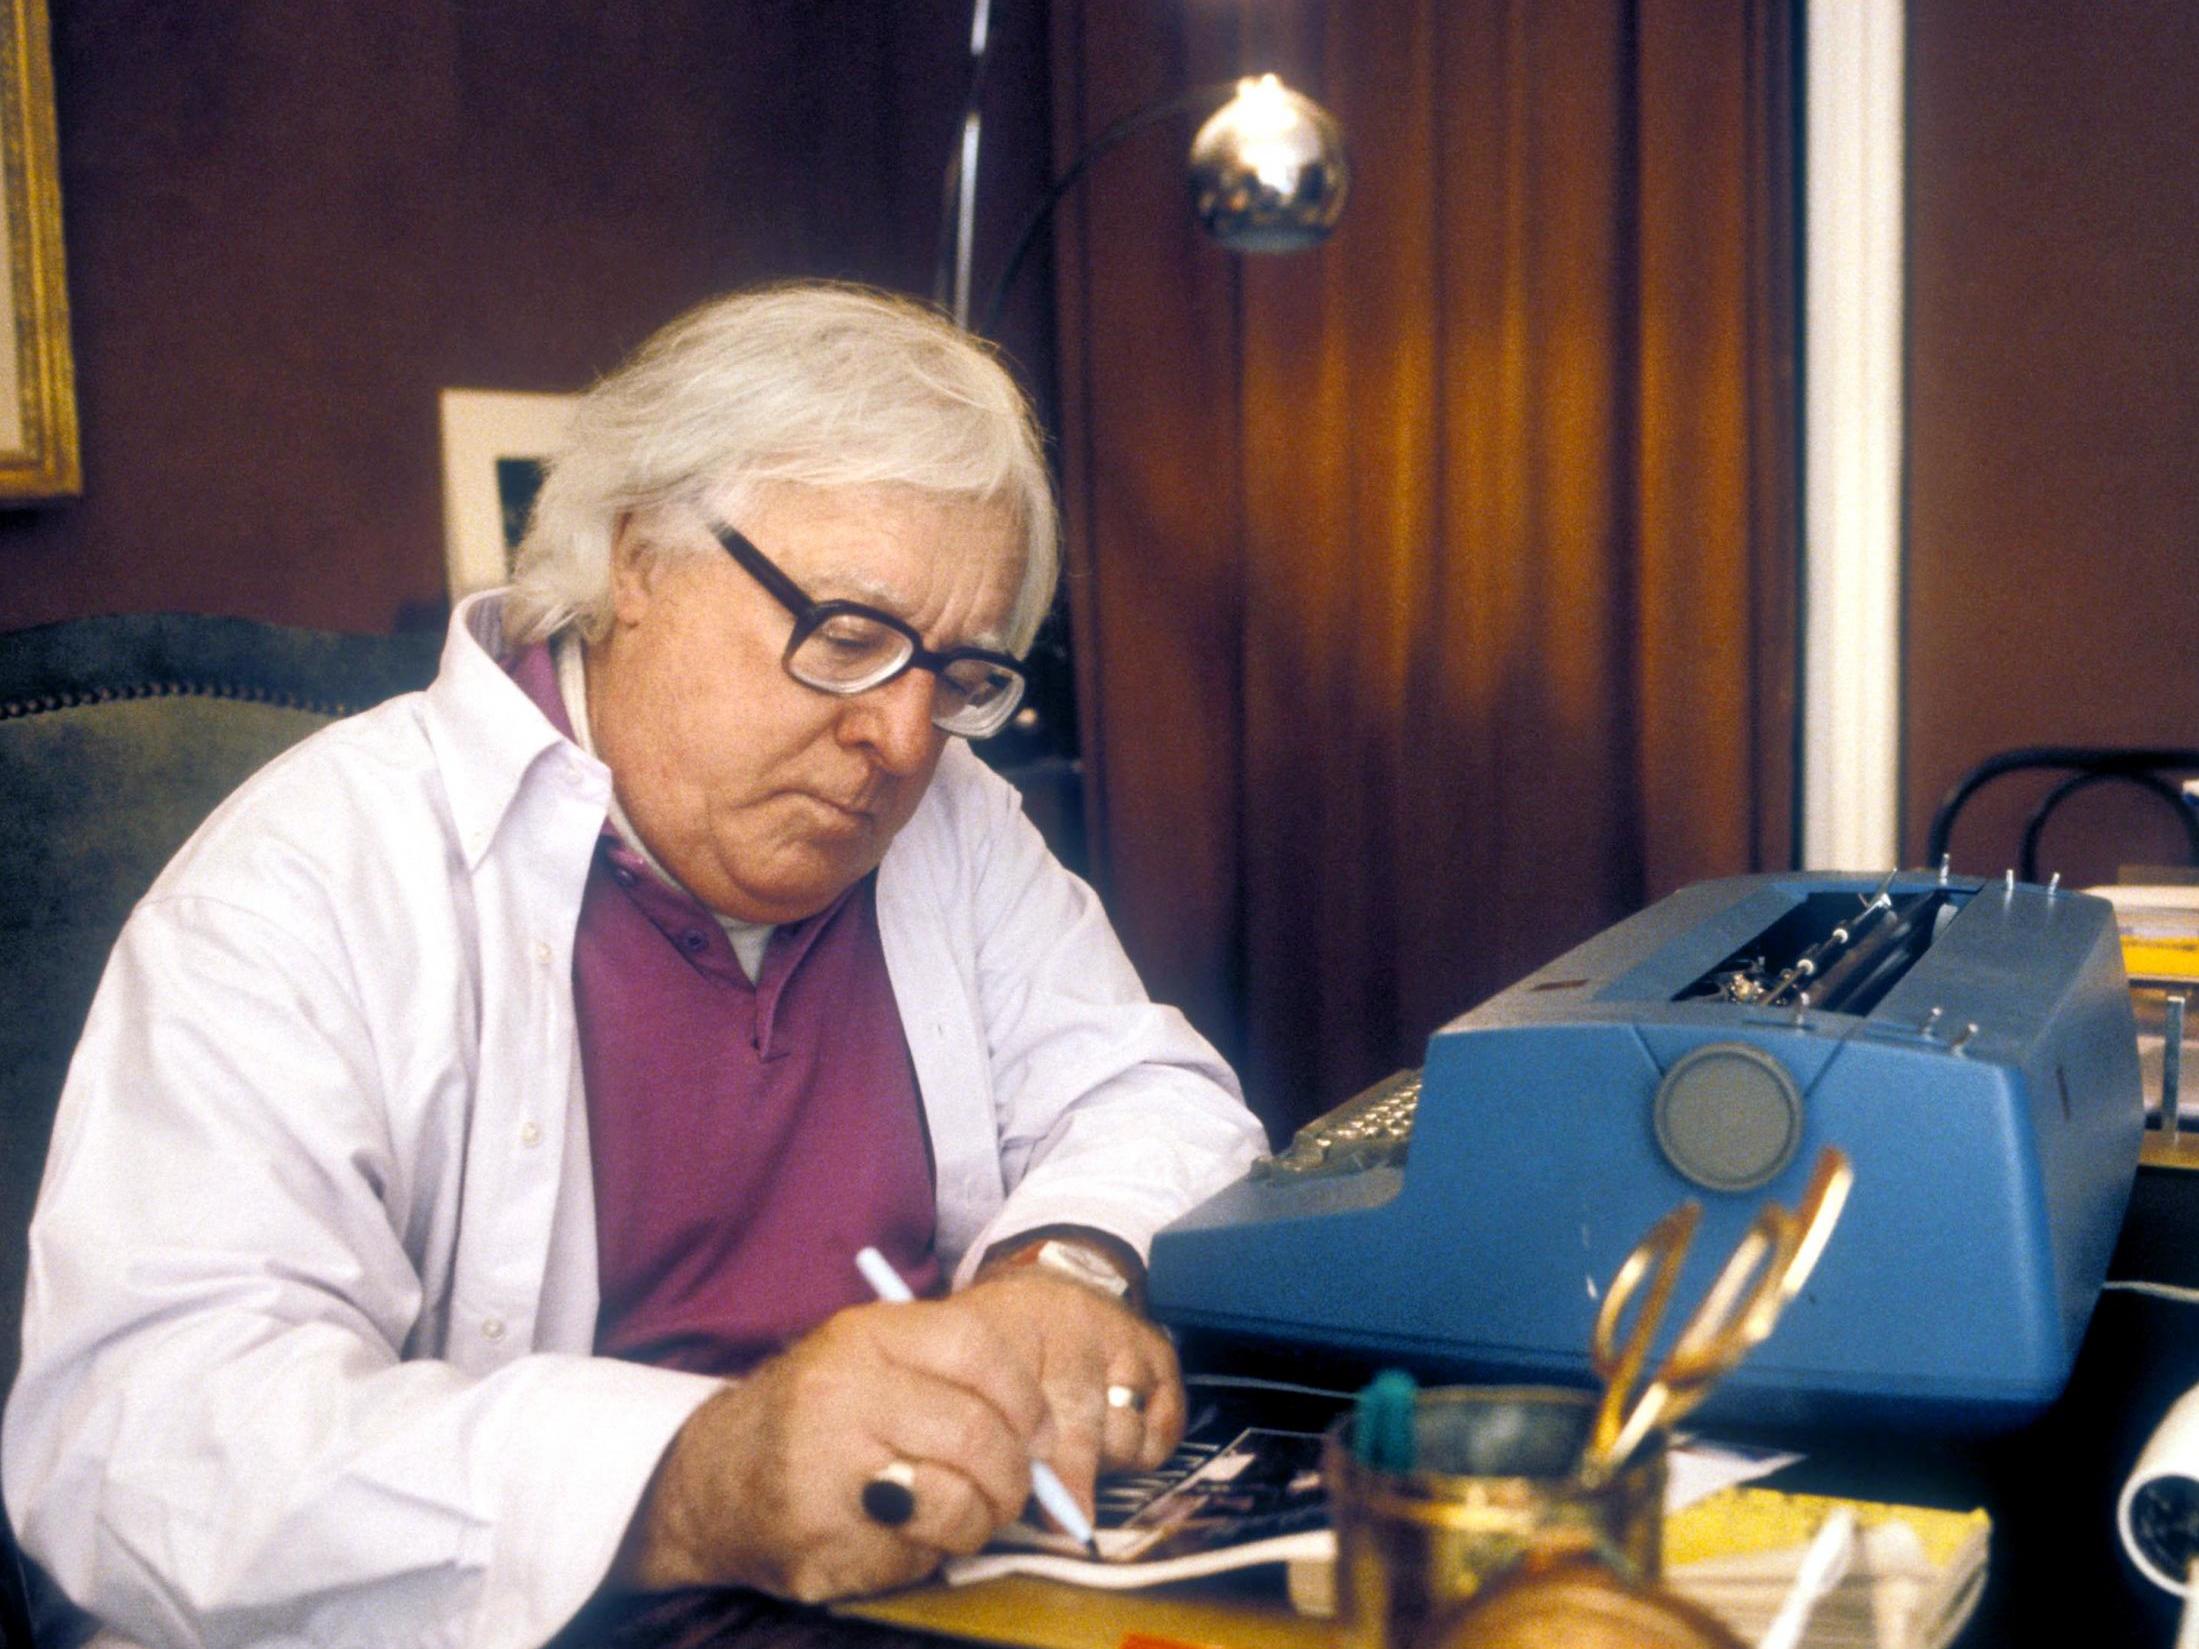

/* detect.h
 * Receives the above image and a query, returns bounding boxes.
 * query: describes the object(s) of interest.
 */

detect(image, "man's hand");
[613,1298,1052,1603]
[953,1263,1186,1516]
[611,1241,1185,1605]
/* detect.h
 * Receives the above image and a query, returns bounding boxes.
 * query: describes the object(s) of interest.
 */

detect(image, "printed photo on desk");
[946,1375,1342,1588]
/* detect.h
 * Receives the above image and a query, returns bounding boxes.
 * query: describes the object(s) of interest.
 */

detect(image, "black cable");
[2019,768,2199,884]
[1924,746,2199,875]
[977,83,1235,340]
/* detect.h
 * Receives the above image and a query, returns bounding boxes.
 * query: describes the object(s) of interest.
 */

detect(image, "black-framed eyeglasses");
[713,523,1029,739]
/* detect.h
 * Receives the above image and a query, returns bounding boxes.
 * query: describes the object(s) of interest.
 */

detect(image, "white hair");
[502,281,1059,653]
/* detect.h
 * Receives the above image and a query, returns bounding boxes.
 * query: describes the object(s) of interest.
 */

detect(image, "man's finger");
[866,1372,1042,1527]
[857,1457,1001,1559]
[1132,1368,1187,1468]
[1099,1395,1146,1472]
[857,1301,1052,1445]
[1095,1320,1186,1469]
[775,1527,943,1606]
[1036,1381,1105,1518]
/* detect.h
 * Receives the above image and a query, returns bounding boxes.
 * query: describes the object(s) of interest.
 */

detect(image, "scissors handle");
[1779,1145,1855,1303]
[1585,1200,1700,1464]
[1664,1204,1802,1381]
[1587,1202,1805,1480]
[1581,1146,1854,1483]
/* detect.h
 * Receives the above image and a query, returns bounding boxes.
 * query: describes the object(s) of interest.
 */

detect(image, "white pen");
[1756,1504,1856,1649]
[853,1245,1102,1558]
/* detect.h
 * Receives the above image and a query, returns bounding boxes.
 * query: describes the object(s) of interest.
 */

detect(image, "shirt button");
[519,1120,542,1147]
[481,1317,506,1341]
[534,941,552,965]
[681,930,709,953]
[612,866,637,888]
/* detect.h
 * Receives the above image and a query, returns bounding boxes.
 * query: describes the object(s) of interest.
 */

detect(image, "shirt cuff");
[475,1354,725,1649]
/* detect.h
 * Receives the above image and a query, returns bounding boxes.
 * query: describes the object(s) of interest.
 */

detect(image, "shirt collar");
[551,634,679,887]
[422,591,612,870]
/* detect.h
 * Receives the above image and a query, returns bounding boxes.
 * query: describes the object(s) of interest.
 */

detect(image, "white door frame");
[1800,0,1905,872]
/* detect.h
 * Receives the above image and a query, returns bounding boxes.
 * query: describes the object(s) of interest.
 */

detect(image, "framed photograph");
[437,388,578,600]
[0,0,79,500]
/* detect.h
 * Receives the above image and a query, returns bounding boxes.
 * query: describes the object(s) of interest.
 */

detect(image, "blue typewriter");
[1148,871,2145,1431]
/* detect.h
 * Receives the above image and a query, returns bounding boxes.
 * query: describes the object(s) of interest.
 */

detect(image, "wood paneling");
[1905,3,2199,885]
[1047,0,1249,1058]
[0,1,1059,638]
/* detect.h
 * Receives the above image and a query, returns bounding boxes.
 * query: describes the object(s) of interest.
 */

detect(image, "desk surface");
[548,1574,1325,1649]
[844,1571,1328,1649]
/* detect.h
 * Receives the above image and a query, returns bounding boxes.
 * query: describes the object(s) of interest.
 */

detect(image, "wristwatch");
[1007,1236,1134,1301]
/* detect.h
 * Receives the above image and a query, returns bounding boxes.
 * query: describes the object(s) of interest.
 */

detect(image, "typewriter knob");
[1652,1042,1804,1192]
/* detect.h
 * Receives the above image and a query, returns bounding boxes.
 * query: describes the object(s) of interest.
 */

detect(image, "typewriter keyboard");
[1250,1067,1422,1180]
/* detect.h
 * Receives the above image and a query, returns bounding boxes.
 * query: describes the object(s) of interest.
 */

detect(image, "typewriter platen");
[1148,871,2145,1432]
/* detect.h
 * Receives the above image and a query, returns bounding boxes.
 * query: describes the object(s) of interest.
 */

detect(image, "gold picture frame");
[0,0,76,499]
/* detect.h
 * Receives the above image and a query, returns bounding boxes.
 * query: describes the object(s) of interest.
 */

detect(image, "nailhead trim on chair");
[0,680,364,721]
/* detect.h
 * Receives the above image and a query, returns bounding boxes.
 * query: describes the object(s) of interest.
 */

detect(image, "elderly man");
[3,283,1264,1648]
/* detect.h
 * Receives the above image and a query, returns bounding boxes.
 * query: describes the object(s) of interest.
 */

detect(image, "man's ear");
[608,515,659,627]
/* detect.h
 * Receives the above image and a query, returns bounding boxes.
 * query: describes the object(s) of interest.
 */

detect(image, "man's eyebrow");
[817,568,904,610]
[811,568,1012,654]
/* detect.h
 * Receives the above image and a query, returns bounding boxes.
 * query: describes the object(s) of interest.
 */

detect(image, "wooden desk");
[845,1571,1327,1649]
[548,1573,1324,1649]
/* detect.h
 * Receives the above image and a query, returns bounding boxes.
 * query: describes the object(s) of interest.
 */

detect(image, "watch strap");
[1005,1236,1135,1300]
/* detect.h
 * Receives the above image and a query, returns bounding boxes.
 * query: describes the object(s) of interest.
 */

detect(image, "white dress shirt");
[1,594,1263,1649]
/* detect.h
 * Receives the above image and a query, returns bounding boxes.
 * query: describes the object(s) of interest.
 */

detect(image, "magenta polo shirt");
[507,643,942,1376]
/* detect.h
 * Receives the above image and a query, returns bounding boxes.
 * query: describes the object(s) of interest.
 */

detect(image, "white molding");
[1800,0,1905,871]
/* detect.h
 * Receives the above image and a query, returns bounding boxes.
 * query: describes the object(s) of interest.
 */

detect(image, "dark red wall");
[0,1,1056,636]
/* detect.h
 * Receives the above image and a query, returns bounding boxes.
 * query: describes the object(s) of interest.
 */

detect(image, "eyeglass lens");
[786,613,1023,736]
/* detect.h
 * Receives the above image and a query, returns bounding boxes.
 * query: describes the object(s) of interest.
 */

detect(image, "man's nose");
[839,669,942,773]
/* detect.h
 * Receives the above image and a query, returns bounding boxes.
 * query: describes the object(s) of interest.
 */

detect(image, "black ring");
[861,1465,918,1527]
